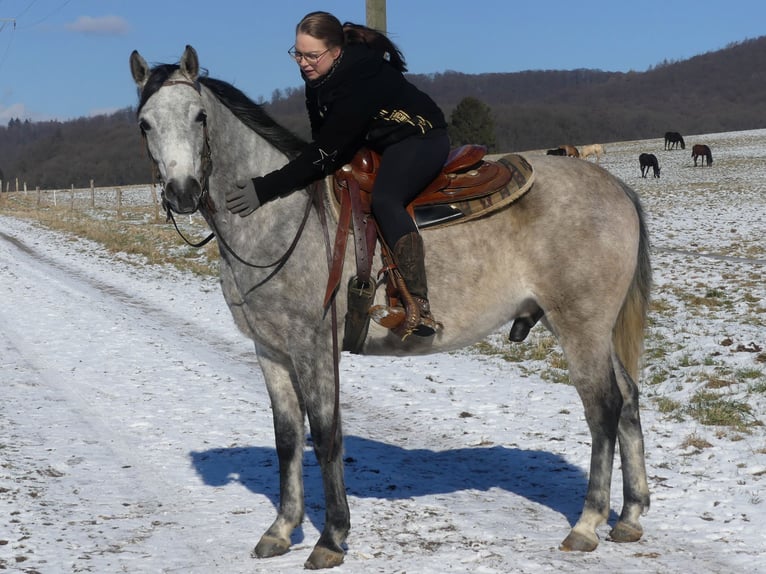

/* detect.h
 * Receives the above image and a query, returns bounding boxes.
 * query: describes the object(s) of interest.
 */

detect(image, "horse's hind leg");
[557,337,622,552]
[610,354,650,543]
[253,353,307,559]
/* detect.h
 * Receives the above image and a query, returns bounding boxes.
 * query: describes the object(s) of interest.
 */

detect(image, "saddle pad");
[415,153,535,230]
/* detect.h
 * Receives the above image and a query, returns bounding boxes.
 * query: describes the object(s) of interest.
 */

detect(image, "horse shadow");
[189,436,612,541]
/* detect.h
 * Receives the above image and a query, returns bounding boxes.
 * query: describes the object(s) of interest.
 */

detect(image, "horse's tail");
[613,181,652,383]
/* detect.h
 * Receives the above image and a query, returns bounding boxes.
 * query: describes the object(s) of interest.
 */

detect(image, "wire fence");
[0,180,165,221]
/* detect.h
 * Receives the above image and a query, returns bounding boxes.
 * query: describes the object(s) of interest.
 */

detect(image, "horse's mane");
[138,64,307,160]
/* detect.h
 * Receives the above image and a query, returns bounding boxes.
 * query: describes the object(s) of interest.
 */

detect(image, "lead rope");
[313,185,342,464]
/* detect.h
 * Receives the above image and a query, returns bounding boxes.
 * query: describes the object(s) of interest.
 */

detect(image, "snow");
[2,129,765,573]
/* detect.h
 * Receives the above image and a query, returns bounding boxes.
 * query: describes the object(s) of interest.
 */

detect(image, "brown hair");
[295,11,407,72]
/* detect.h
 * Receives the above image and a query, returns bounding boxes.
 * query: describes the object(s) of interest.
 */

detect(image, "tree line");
[2,36,765,189]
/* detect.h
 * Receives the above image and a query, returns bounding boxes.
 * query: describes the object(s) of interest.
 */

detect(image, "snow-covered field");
[1,129,765,573]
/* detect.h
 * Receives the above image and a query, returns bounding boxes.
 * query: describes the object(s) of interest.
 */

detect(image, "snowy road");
[3,124,766,574]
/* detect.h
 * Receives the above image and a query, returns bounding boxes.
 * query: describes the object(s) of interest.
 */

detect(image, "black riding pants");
[371,128,450,247]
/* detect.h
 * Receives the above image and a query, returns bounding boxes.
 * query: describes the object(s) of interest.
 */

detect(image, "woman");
[225,11,450,337]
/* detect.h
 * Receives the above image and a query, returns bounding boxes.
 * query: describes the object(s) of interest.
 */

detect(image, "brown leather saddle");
[325,144,535,349]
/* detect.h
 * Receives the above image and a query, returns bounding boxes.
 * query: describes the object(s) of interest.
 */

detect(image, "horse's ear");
[180,45,199,81]
[130,50,150,89]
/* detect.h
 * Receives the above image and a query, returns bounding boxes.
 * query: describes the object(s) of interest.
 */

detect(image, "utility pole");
[365,0,386,33]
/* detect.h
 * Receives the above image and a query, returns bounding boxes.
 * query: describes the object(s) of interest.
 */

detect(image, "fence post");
[71,184,75,210]
[90,180,95,208]
[116,187,122,219]
[36,187,41,207]
[150,185,161,221]
[15,177,19,193]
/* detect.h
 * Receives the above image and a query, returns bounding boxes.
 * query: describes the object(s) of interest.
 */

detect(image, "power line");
[0,18,16,72]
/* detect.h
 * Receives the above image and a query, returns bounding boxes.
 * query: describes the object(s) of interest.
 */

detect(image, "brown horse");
[558,144,580,158]
[692,144,713,166]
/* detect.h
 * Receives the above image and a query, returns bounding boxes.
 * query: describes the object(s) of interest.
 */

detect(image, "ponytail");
[342,22,407,72]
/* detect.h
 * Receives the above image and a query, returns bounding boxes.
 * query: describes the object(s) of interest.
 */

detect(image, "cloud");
[65,15,129,36]
[0,103,27,124]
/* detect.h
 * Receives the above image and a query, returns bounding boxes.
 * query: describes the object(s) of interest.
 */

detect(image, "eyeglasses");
[288,45,329,65]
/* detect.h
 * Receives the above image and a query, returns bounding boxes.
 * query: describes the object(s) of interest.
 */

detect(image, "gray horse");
[130,45,652,569]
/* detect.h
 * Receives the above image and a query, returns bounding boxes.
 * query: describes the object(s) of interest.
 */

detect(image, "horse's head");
[130,45,211,215]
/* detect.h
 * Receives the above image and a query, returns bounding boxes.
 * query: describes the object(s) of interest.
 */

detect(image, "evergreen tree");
[448,96,496,151]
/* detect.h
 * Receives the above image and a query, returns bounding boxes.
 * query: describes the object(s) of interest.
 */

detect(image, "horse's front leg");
[252,352,307,560]
[294,348,350,569]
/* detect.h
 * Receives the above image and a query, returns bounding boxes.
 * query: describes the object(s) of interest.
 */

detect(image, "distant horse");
[558,144,580,157]
[580,144,605,162]
[130,45,652,569]
[639,153,660,178]
[692,144,713,166]
[546,147,567,156]
[664,131,685,150]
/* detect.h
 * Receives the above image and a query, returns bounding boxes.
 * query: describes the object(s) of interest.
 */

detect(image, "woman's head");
[290,11,407,81]
[291,11,344,81]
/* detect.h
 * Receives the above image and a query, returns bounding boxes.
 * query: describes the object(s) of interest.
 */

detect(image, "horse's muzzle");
[162,176,204,214]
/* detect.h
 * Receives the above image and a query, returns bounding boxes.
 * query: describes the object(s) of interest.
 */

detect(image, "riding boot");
[392,231,440,337]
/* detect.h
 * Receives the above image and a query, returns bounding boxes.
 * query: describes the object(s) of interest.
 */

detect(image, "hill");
[1,36,765,189]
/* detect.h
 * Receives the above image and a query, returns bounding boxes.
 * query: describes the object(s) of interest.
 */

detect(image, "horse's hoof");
[609,520,643,543]
[559,530,599,552]
[252,534,290,559]
[304,545,344,570]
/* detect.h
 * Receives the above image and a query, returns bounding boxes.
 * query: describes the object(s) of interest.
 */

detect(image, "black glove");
[225,179,261,217]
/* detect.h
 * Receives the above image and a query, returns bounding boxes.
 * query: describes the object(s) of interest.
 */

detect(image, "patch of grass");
[2,197,219,276]
[686,390,755,430]
[655,396,682,415]
[669,285,735,311]
[647,367,671,386]
[650,298,673,314]
[736,367,764,380]
[680,433,713,450]
[540,368,570,385]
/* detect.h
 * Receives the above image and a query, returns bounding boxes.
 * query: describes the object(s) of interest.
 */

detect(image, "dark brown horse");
[558,144,580,157]
[664,132,685,150]
[639,153,660,178]
[692,144,713,166]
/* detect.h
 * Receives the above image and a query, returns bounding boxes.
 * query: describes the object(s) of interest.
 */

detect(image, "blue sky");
[0,0,764,123]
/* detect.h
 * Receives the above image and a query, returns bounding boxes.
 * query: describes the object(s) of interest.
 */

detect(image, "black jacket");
[254,44,447,202]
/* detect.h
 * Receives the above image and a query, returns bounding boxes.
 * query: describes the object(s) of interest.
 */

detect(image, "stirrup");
[369,302,441,339]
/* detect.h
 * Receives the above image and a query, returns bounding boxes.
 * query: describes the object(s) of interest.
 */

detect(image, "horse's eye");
[196,110,207,124]
[139,119,151,133]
